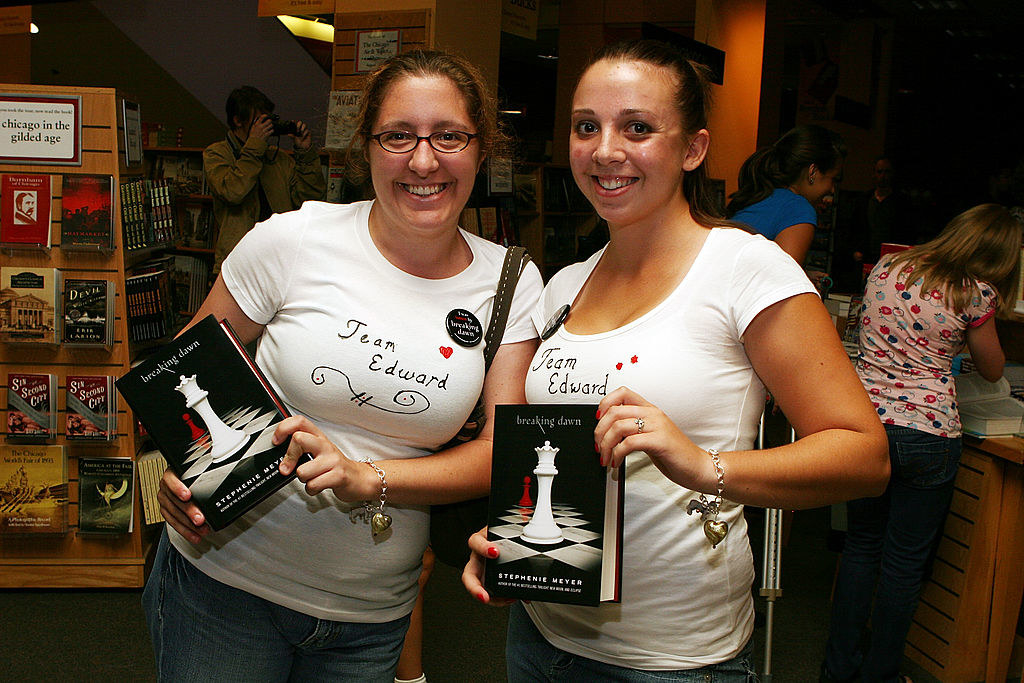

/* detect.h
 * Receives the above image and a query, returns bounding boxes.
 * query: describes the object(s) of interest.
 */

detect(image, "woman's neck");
[367,203,471,279]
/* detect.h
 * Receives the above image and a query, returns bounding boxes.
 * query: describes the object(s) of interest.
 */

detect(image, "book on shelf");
[478,206,501,244]
[0,173,53,248]
[60,173,115,251]
[125,264,178,343]
[0,444,68,535]
[0,266,61,344]
[119,177,150,251]
[148,178,177,245]
[6,372,58,441]
[62,278,115,347]
[136,449,167,525]
[155,154,205,196]
[956,372,1024,437]
[171,253,211,314]
[114,315,297,531]
[484,403,624,606]
[180,198,213,249]
[77,456,134,534]
[65,375,118,442]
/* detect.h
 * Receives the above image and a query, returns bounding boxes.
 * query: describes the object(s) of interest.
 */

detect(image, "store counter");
[905,434,1024,682]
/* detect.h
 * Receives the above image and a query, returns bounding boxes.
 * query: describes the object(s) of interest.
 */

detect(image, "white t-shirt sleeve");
[220,210,307,324]
[729,236,817,337]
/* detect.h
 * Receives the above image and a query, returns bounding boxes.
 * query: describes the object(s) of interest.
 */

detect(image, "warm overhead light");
[277,15,334,43]
[30,23,38,34]
[537,54,558,61]
[500,110,524,115]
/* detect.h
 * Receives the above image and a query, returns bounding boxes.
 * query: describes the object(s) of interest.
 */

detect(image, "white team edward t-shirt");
[524,227,815,669]
[169,199,542,622]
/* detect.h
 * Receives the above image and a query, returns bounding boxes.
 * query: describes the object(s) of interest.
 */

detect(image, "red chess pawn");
[518,475,534,507]
[182,412,206,440]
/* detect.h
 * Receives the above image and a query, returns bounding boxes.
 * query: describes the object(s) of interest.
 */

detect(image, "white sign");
[0,94,82,165]
[324,90,361,152]
[356,30,401,73]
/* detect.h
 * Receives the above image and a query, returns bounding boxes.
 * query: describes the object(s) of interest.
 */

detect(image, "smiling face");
[367,74,482,238]
[804,162,843,206]
[569,59,706,231]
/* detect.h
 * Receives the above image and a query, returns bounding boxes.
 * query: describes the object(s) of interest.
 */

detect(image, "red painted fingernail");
[596,409,601,419]
[594,442,600,453]
[486,546,499,558]
[476,592,488,603]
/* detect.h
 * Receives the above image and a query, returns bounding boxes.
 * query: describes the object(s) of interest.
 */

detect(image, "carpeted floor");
[0,505,943,682]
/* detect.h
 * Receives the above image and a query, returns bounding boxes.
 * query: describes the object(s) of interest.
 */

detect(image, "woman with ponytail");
[727,124,846,266]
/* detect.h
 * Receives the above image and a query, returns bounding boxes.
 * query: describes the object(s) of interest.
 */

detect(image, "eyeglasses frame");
[369,130,479,154]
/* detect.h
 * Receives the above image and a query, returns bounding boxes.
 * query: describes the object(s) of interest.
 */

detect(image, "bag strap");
[482,245,531,371]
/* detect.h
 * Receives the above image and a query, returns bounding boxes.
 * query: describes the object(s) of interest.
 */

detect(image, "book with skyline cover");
[60,173,115,251]
[114,315,296,531]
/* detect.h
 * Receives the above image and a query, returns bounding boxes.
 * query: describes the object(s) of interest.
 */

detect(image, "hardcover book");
[6,372,57,440]
[62,278,115,346]
[65,375,118,442]
[77,457,134,534]
[0,444,68,535]
[60,173,115,251]
[956,373,1024,437]
[484,403,624,606]
[0,173,52,248]
[0,266,61,344]
[114,315,296,531]
[136,449,168,525]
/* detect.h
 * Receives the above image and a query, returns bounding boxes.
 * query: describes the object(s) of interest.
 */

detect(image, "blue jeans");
[507,602,758,682]
[824,425,961,683]
[143,530,410,682]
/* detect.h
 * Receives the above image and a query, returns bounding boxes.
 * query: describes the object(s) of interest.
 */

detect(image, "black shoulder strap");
[482,245,531,371]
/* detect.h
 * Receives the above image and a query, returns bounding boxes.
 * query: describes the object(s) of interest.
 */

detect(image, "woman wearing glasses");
[145,50,542,682]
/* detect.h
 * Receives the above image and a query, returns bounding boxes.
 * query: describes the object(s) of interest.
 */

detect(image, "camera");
[268,113,299,136]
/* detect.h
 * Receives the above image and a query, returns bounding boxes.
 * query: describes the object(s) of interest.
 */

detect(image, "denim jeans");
[507,602,758,682]
[823,425,961,683]
[143,530,410,682]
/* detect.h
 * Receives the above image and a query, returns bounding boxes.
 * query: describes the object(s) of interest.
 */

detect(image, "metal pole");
[757,415,790,683]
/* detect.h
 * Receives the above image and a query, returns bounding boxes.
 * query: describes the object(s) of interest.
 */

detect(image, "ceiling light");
[30,23,38,34]
[277,15,334,43]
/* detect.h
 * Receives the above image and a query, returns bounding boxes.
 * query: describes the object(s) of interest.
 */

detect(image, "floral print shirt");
[856,259,998,437]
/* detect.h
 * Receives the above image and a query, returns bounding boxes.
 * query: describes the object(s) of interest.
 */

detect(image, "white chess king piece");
[521,440,564,544]
[175,374,247,463]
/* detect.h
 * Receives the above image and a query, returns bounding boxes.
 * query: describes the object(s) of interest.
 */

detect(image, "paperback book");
[62,278,115,346]
[77,457,134,534]
[484,403,624,606]
[0,173,53,248]
[0,444,68,535]
[136,449,167,525]
[6,372,57,440]
[65,375,118,442]
[60,174,115,251]
[0,266,61,344]
[115,315,296,531]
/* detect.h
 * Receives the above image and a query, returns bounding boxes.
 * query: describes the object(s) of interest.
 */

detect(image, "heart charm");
[371,511,392,536]
[704,519,729,548]
[439,346,453,359]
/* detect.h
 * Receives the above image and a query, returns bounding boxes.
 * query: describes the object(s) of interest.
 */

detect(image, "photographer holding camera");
[204,86,325,273]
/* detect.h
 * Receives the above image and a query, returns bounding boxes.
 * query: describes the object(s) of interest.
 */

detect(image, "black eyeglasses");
[370,130,478,154]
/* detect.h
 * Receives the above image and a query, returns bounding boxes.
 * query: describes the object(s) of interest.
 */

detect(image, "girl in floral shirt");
[823,203,1022,683]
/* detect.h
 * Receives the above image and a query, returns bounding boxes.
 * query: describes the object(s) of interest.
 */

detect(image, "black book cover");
[78,457,134,534]
[62,278,114,346]
[114,315,295,531]
[484,403,624,606]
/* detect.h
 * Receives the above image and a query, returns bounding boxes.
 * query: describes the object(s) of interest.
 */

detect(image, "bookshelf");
[0,84,154,587]
[513,163,601,279]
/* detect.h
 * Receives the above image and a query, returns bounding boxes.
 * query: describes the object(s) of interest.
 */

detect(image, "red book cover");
[6,372,57,440]
[0,173,52,246]
[60,174,114,250]
[65,375,117,441]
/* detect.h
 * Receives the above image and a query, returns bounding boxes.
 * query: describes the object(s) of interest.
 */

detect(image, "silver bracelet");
[685,448,730,548]
[362,460,392,537]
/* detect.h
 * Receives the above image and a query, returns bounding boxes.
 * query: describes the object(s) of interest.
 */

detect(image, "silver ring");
[635,417,644,433]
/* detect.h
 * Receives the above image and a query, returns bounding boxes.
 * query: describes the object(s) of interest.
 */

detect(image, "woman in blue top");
[727,124,846,266]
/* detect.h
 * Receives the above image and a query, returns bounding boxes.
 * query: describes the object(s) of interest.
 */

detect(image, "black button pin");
[446,308,483,347]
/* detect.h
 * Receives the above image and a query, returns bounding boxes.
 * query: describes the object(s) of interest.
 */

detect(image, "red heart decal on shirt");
[615,362,623,370]
[440,346,453,359]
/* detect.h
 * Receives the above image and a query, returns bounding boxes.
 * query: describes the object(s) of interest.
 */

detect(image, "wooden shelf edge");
[0,560,146,588]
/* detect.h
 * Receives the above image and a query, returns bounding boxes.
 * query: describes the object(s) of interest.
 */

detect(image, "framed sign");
[0,93,82,166]
[356,29,401,73]
[122,99,143,167]
[324,90,361,152]
[488,157,514,196]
